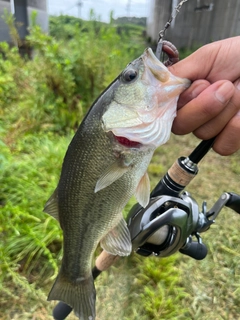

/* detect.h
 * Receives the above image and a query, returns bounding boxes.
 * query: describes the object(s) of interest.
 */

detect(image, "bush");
[0,14,145,139]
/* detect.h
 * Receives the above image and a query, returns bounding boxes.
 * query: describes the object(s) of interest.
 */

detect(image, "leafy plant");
[1,13,145,141]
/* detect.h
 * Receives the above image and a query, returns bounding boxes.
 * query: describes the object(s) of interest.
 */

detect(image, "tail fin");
[48,271,96,320]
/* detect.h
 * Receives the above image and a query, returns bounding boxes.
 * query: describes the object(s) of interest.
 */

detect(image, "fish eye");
[123,69,138,82]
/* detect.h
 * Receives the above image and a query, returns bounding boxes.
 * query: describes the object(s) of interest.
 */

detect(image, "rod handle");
[95,250,119,271]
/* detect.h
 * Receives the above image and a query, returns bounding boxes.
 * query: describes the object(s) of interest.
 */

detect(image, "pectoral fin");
[100,217,132,256]
[134,172,150,208]
[95,162,128,193]
[43,188,59,221]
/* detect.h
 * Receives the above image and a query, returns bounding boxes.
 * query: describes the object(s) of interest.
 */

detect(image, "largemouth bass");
[44,48,190,320]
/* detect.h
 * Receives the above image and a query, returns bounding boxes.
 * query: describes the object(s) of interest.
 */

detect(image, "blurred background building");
[147,0,240,49]
[0,0,48,43]
[1,0,240,50]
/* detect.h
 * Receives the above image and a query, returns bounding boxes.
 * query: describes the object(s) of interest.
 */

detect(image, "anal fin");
[100,217,132,256]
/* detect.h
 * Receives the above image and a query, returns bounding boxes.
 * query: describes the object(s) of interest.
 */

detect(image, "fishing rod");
[52,136,240,319]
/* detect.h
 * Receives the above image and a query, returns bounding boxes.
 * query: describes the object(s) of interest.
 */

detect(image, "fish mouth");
[103,48,191,149]
[113,134,142,148]
[143,48,191,88]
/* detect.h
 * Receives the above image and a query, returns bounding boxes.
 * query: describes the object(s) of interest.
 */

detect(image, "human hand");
[168,36,240,155]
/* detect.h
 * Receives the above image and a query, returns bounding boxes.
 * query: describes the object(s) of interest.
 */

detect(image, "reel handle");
[226,192,240,214]
[179,238,208,260]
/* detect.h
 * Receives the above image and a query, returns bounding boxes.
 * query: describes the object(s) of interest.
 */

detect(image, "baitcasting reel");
[127,137,240,261]
[127,190,240,260]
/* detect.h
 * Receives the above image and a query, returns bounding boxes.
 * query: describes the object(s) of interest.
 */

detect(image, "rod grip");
[168,159,197,187]
[95,250,119,271]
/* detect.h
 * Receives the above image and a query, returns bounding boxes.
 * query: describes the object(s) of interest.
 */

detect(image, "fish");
[44,48,190,320]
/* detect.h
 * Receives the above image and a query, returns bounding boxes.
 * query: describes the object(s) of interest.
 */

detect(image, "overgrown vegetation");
[1,13,240,320]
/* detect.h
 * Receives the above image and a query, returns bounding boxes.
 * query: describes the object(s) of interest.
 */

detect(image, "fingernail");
[215,82,233,103]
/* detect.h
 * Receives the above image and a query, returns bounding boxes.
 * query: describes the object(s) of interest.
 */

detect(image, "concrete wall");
[147,0,240,49]
[0,0,12,42]
[27,0,48,32]
[0,0,48,43]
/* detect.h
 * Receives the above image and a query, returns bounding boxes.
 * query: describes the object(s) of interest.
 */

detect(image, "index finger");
[168,46,216,81]
[172,80,235,135]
